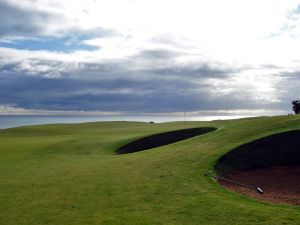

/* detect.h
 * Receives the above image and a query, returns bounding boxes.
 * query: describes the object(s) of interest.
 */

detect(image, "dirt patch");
[218,166,300,206]
[117,127,216,154]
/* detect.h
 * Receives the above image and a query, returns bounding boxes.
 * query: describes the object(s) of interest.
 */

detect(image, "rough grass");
[0,116,300,225]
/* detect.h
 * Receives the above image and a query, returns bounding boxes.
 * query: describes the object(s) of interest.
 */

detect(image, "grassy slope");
[0,116,300,225]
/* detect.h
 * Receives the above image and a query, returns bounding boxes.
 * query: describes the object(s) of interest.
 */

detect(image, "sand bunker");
[215,130,300,206]
[219,166,300,206]
[117,127,216,154]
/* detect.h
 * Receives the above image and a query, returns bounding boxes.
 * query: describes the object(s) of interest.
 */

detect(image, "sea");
[0,115,243,129]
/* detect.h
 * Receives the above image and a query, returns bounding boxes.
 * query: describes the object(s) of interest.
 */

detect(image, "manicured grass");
[0,116,300,225]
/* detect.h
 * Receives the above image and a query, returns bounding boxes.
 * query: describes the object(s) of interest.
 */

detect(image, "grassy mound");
[117,127,216,154]
[1,116,300,225]
[215,130,300,175]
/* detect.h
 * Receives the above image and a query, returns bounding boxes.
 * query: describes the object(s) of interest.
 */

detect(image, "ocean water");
[0,115,243,129]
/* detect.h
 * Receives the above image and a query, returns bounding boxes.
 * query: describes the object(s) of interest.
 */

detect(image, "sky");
[1,0,300,117]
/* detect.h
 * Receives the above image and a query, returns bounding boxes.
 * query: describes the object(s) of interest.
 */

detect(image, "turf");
[0,116,300,225]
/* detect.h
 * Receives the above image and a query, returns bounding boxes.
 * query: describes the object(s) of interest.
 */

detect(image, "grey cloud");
[277,70,300,79]
[136,49,180,60]
[146,64,234,78]
[245,70,300,114]
[258,64,282,69]
[0,71,199,112]
[0,63,282,113]
[130,49,181,68]
[276,70,300,101]
[0,60,132,80]
[0,0,115,39]
[0,49,287,113]
[1,53,235,81]
[129,48,235,78]
[0,0,60,38]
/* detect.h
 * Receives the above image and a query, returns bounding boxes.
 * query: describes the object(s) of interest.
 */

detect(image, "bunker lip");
[215,130,300,206]
[117,127,216,154]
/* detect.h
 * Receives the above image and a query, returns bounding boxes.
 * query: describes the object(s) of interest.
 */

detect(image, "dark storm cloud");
[0,46,282,113]
[0,70,202,112]
[0,61,277,113]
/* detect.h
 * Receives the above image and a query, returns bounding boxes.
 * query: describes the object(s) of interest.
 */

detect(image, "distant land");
[0,115,245,129]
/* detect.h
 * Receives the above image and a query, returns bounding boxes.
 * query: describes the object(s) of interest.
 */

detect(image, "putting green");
[0,116,300,225]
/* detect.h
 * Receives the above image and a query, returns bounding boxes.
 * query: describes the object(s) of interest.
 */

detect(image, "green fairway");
[0,116,300,225]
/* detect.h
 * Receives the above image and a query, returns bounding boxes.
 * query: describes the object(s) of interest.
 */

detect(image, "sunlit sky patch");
[1,0,300,117]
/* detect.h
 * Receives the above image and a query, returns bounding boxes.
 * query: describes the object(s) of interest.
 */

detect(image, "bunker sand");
[219,166,300,206]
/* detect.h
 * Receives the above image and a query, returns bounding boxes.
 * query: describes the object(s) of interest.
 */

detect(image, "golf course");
[1,115,300,225]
